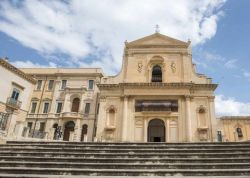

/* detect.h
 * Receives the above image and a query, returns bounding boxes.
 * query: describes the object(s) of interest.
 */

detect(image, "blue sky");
[0,0,250,116]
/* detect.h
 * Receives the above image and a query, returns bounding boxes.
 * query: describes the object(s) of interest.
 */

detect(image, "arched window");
[71,98,80,112]
[236,127,243,137]
[198,107,206,127]
[108,108,115,126]
[151,65,162,82]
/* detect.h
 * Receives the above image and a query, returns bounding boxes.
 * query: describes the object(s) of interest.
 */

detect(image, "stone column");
[74,118,81,142]
[208,96,216,142]
[122,96,128,142]
[185,96,192,142]
[144,118,148,142]
[50,80,61,114]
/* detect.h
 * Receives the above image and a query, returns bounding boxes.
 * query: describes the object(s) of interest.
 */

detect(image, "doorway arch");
[148,119,165,142]
[71,98,80,112]
[81,124,88,141]
[63,121,75,141]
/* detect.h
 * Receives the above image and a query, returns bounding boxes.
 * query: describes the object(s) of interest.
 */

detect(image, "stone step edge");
[2,148,250,151]
[4,143,250,147]
[1,167,250,173]
[1,156,249,161]
[0,174,249,178]
[1,161,250,166]
[1,151,250,155]
[7,141,250,144]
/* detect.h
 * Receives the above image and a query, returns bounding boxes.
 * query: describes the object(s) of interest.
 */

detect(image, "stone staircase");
[0,141,250,177]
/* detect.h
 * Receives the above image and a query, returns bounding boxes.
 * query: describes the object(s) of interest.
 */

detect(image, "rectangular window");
[56,102,62,113]
[48,80,54,90]
[27,122,33,133]
[84,103,90,114]
[30,102,37,113]
[97,103,100,114]
[88,80,94,90]
[61,80,67,90]
[39,122,45,132]
[36,80,42,90]
[11,88,20,101]
[43,102,49,113]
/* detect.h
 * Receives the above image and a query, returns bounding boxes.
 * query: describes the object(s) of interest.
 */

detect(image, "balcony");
[6,97,22,110]
[27,114,49,119]
[61,112,84,119]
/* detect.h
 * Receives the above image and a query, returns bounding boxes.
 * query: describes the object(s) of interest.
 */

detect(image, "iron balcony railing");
[28,129,48,139]
[6,97,22,109]
[0,112,9,131]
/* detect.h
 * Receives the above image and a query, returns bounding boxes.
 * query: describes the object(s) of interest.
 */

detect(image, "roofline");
[0,59,36,84]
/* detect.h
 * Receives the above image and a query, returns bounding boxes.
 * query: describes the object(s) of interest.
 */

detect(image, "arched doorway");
[63,121,75,141]
[71,98,80,112]
[52,123,58,140]
[81,124,88,141]
[148,119,165,142]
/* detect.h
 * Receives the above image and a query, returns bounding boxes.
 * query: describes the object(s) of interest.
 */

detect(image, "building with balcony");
[20,68,103,141]
[0,58,36,139]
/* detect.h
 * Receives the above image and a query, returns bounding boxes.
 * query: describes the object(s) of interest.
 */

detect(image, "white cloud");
[0,0,227,74]
[215,95,250,116]
[243,71,250,81]
[224,59,238,69]
[11,60,57,68]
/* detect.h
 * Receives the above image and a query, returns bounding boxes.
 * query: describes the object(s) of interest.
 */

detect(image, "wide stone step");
[0,151,249,158]
[3,143,250,149]
[6,141,250,146]
[1,147,250,153]
[0,167,250,176]
[1,156,249,163]
[1,161,250,170]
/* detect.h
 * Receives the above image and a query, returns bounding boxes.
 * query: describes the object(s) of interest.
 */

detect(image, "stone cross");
[155,24,160,33]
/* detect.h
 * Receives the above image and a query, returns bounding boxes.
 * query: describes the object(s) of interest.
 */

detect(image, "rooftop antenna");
[155,24,160,33]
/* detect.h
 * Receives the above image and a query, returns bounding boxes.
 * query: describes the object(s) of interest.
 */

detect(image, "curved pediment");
[126,33,189,48]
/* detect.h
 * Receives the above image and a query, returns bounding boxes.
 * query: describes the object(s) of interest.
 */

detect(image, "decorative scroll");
[171,62,176,73]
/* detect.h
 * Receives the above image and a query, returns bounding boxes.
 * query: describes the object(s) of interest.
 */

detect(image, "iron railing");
[6,97,22,109]
[0,112,9,130]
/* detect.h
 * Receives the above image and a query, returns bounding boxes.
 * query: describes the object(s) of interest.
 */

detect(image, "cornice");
[97,82,218,91]
[0,59,36,84]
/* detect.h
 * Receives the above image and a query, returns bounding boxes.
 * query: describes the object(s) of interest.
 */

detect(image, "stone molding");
[0,59,36,84]
[98,82,218,90]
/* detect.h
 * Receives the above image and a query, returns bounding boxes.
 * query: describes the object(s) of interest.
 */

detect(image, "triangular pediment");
[126,33,188,47]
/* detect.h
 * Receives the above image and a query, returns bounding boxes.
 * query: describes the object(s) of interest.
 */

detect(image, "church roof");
[126,32,189,48]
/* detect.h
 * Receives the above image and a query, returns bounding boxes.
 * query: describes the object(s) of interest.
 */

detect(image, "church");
[96,32,218,142]
[1,32,249,143]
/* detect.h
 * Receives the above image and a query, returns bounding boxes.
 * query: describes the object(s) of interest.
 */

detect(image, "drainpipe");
[93,76,101,141]
[32,76,47,137]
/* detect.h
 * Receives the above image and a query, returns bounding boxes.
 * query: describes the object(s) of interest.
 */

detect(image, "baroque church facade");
[1,32,248,143]
[96,33,217,142]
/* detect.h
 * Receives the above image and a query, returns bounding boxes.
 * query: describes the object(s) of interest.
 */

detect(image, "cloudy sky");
[0,0,249,116]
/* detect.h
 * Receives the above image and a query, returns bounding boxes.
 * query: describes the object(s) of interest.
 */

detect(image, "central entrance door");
[148,119,165,142]
[63,121,75,141]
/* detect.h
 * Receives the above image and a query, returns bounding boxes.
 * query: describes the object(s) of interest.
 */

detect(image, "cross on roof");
[155,24,160,33]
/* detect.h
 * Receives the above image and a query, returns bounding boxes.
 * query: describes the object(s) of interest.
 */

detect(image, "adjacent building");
[0,58,35,139]
[20,68,103,141]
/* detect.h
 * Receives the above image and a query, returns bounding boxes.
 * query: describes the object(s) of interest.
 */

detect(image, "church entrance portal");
[63,121,75,141]
[148,119,165,142]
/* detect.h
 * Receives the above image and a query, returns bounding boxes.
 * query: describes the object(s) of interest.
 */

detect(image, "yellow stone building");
[20,68,103,141]
[1,33,249,143]
[96,33,218,142]
[0,59,36,140]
